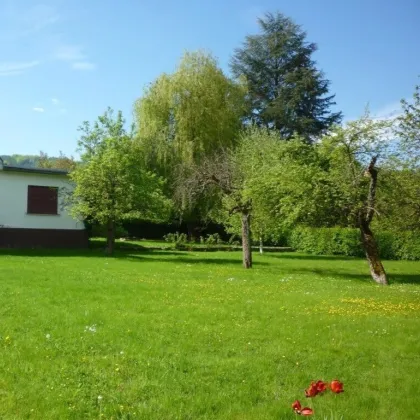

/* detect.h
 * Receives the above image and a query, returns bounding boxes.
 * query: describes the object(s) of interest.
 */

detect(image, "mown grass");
[0,247,419,419]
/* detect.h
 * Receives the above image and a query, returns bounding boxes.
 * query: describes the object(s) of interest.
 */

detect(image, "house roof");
[0,157,68,175]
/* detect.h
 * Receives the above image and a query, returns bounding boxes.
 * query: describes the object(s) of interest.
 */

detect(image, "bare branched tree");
[174,149,253,268]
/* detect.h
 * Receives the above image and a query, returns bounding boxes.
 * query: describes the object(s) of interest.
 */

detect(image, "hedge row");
[288,227,420,260]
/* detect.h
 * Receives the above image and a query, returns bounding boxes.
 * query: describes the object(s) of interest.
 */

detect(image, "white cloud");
[54,44,86,62]
[51,98,59,105]
[0,70,23,76]
[33,107,45,113]
[0,5,95,75]
[72,61,95,71]
[53,44,96,70]
[0,60,40,76]
[344,100,406,124]
[373,101,403,121]
[21,4,59,32]
[0,3,59,41]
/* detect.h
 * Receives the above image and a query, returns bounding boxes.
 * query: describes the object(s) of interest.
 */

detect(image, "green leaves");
[135,51,246,221]
[316,113,393,224]
[397,82,420,164]
[77,107,130,162]
[70,109,171,229]
[214,127,322,239]
[135,51,246,170]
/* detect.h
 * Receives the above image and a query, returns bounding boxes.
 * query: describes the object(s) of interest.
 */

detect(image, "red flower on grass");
[292,400,302,411]
[292,400,313,416]
[330,380,344,393]
[304,382,319,398]
[292,379,343,416]
[300,407,314,416]
[316,380,328,393]
[306,379,337,396]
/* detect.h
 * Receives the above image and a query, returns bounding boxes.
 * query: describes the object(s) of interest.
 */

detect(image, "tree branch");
[364,155,379,225]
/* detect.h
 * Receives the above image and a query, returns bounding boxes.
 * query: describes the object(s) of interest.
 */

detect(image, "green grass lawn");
[0,248,419,419]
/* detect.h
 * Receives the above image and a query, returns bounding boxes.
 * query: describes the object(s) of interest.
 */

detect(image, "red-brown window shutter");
[27,186,58,215]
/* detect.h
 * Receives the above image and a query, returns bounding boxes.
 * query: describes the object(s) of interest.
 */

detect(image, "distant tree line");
[1,152,76,171]
[1,155,40,168]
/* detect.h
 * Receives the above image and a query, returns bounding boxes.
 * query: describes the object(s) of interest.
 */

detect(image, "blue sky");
[0,0,419,157]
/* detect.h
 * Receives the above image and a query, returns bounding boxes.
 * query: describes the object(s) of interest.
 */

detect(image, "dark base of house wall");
[0,228,89,249]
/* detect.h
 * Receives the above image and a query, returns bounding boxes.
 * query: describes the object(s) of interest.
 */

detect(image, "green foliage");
[199,233,223,245]
[380,81,420,232]
[289,227,420,260]
[1,154,75,169]
[393,232,420,261]
[77,107,134,162]
[38,151,76,171]
[231,11,341,140]
[1,154,35,167]
[70,109,171,248]
[289,227,363,256]
[227,234,241,246]
[71,139,170,226]
[396,81,420,163]
[317,113,393,226]
[136,51,246,170]
[135,51,246,224]
[163,232,225,248]
[202,126,332,251]
[378,164,420,232]
[163,232,188,245]
[220,126,330,238]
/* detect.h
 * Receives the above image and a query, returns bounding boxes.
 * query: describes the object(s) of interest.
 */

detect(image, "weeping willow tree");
[134,51,247,236]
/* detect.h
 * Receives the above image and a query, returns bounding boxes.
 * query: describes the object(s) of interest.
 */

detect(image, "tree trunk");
[259,236,263,254]
[186,221,200,243]
[241,211,252,269]
[360,223,388,285]
[106,220,115,256]
[358,155,388,285]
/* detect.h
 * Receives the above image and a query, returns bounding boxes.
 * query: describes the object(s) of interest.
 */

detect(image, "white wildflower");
[85,324,97,333]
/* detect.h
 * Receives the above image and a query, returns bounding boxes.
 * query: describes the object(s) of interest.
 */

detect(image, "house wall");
[0,171,84,230]
[0,170,88,248]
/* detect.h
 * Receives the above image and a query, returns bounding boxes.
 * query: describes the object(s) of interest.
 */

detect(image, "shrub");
[228,234,240,246]
[392,232,420,261]
[289,227,362,257]
[163,232,188,245]
[376,232,396,260]
[206,233,223,245]
[198,233,225,246]
[288,227,420,260]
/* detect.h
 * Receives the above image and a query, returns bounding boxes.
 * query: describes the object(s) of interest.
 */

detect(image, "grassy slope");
[0,248,419,419]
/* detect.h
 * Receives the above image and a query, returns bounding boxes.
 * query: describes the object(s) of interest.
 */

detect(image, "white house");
[0,157,87,248]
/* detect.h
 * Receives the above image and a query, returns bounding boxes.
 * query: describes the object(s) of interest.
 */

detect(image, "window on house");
[27,186,58,215]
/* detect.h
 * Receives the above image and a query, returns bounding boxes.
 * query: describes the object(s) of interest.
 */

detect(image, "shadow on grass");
[1,248,417,283]
[284,266,420,285]
[0,247,269,266]
[118,253,269,266]
[268,253,359,261]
